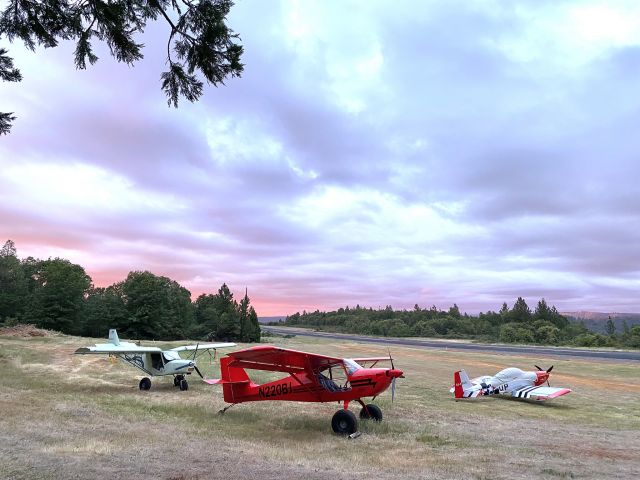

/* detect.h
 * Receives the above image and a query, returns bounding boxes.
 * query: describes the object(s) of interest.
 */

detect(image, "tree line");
[282,298,640,349]
[0,240,260,342]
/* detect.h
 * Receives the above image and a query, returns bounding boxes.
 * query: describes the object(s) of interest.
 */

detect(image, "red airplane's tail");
[205,356,251,403]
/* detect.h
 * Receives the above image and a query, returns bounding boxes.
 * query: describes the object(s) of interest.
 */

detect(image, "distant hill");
[563,312,640,333]
[258,315,286,324]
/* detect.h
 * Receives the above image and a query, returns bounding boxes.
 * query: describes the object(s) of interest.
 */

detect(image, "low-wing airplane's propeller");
[535,365,554,387]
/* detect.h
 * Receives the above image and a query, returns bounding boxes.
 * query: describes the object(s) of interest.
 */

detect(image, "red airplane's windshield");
[343,359,362,375]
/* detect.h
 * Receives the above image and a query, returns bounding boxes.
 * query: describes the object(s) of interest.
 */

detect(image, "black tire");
[173,375,183,387]
[179,379,189,391]
[139,377,151,390]
[359,403,383,421]
[331,409,357,435]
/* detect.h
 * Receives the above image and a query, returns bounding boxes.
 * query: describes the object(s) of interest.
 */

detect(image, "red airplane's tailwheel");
[332,409,358,435]
[359,404,383,422]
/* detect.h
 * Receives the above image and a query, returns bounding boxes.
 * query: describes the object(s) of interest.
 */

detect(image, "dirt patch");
[562,444,636,461]
[0,324,56,337]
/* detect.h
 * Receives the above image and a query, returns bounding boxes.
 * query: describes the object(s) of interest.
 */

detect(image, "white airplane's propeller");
[191,343,204,378]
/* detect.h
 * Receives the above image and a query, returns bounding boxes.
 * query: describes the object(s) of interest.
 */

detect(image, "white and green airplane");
[75,329,236,391]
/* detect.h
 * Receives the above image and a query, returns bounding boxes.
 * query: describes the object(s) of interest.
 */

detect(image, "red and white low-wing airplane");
[451,365,571,401]
[204,345,404,435]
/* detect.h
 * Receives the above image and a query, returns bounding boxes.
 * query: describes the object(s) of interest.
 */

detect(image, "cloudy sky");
[1,0,639,316]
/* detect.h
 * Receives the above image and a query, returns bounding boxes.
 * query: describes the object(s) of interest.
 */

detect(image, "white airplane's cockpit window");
[163,351,180,362]
[343,359,362,375]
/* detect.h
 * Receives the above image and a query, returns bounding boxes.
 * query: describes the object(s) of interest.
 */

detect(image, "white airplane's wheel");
[173,375,183,387]
[179,379,188,391]
[359,403,383,422]
[139,377,151,390]
[331,409,357,435]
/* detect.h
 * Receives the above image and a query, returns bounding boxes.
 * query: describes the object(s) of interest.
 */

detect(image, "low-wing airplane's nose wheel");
[173,375,184,387]
[139,377,151,390]
[331,409,357,435]
[359,403,383,422]
[179,379,189,391]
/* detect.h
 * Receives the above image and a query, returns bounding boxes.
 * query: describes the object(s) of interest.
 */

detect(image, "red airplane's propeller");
[535,365,553,387]
[388,349,401,402]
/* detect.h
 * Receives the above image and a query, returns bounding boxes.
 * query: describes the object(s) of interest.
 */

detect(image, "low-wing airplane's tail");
[108,329,120,346]
[453,369,479,399]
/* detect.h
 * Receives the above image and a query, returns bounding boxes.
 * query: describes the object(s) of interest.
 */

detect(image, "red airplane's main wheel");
[359,404,383,422]
[331,409,357,435]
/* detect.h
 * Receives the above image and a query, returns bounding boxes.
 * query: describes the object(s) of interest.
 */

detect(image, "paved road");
[263,326,640,362]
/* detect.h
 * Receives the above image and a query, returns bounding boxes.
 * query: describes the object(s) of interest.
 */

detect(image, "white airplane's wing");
[75,344,162,354]
[512,386,572,400]
[169,342,236,352]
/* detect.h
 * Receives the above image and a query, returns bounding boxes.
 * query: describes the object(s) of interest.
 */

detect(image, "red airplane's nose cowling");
[387,369,404,378]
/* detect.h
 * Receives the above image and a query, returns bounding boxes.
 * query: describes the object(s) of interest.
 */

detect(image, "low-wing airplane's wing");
[511,386,572,400]
[170,342,236,352]
[74,344,161,354]
[226,345,344,374]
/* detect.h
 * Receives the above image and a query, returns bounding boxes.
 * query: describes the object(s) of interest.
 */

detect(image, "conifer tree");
[0,0,243,133]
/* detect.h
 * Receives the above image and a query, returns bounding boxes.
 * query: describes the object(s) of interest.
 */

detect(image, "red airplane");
[204,345,404,434]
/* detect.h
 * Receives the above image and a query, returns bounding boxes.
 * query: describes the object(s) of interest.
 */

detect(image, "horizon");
[2,1,640,316]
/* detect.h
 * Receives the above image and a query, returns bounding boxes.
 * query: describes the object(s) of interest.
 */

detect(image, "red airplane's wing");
[349,357,394,368]
[226,345,344,374]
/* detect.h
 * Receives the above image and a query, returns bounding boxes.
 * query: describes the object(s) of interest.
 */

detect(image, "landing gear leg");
[358,399,383,421]
[218,404,236,415]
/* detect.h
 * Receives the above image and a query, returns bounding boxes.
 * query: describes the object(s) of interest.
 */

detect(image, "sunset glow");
[2,1,639,316]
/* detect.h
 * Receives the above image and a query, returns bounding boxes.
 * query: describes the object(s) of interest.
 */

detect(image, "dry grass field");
[1,328,639,480]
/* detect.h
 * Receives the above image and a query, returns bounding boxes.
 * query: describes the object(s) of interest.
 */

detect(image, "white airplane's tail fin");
[453,369,474,399]
[108,329,120,346]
